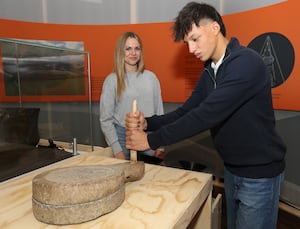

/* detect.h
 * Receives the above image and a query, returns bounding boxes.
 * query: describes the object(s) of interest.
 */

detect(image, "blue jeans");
[115,123,153,160]
[224,167,284,229]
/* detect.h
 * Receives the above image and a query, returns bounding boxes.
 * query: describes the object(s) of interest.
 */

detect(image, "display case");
[0,37,94,148]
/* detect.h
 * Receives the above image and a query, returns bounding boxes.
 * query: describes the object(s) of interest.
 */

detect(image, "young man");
[125,2,286,229]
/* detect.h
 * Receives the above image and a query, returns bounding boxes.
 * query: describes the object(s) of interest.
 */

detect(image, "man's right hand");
[125,110,147,131]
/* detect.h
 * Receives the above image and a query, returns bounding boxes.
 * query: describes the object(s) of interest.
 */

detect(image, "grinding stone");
[32,185,125,225]
[32,165,124,205]
[32,161,145,225]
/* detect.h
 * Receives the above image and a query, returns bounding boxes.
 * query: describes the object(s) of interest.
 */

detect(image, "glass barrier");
[0,37,93,149]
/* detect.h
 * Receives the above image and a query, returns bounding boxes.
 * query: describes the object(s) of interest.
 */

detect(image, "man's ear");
[212,21,221,34]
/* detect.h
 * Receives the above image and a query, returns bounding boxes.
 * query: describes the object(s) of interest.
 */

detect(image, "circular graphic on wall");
[247,32,295,88]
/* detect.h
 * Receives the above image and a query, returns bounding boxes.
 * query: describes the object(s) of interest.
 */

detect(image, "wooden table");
[0,150,212,229]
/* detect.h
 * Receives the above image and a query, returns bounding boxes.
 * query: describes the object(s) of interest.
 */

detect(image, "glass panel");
[0,38,93,149]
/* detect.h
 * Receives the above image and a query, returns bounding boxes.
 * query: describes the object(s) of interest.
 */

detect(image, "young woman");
[100,32,164,160]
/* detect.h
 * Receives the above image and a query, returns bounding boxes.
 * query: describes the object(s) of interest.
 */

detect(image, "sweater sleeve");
[146,71,208,131]
[99,74,122,155]
[147,49,269,150]
[146,81,208,149]
[153,73,164,115]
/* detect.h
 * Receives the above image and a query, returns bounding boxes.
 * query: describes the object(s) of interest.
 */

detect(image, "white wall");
[0,0,286,24]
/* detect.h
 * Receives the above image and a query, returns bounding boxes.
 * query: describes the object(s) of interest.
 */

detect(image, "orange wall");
[224,0,300,111]
[0,0,299,110]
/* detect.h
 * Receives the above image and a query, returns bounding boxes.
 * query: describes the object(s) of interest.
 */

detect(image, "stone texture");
[32,165,124,205]
[32,185,125,225]
[32,161,145,225]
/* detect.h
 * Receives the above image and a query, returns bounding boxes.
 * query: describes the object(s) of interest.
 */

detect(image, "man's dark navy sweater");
[146,38,286,178]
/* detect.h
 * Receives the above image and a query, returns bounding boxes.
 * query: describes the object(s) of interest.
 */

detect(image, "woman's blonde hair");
[114,32,145,99]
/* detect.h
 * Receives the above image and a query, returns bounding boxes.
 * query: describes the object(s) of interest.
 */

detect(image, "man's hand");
[125,110,147,130]
[125,110,150,151]
[126,129,150,151]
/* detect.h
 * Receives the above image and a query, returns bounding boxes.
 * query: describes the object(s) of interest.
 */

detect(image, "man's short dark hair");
[173,2,226,42]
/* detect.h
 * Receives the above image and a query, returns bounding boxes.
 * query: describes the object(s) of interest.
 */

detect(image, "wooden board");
[0,150,213,228]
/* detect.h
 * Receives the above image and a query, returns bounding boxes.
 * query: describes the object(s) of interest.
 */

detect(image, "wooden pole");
[130,99,137,161]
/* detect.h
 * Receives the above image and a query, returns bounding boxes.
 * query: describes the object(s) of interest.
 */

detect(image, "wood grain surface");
[0,149,212,229]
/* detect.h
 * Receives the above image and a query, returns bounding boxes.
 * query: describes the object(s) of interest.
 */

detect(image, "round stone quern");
[32,162,144,225]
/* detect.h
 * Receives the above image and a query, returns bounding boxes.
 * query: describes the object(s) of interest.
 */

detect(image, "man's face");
[184,21,219,62]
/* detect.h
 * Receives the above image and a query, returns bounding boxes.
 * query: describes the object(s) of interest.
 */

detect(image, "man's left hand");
[126,129,150,151]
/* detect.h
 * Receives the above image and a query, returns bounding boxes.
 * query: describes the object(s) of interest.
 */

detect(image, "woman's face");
[124,37,142,71]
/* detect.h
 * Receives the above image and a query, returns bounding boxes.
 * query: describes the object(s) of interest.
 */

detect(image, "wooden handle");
[130,100,137,161]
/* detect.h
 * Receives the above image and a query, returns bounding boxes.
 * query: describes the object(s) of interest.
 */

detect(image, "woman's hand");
[114,151,126,160]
